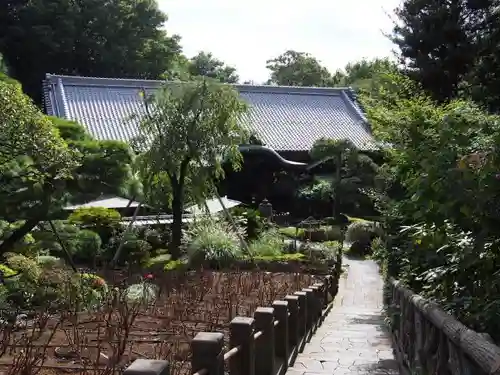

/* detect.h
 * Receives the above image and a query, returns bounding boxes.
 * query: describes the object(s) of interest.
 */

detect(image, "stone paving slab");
[287,258,399,375]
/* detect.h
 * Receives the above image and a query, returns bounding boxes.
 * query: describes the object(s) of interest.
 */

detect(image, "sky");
[158,0,401,83]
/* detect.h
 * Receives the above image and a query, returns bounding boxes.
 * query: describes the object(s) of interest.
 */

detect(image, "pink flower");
[144,273,154,280]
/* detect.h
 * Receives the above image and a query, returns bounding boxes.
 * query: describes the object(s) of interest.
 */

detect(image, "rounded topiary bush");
[74,229,103,263]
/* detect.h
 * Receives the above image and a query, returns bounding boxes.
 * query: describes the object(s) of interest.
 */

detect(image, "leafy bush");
[298,179,332,201]
[164,259,188,271]
[6,254,41,282]
[143,228,164,249]
[248,229,284,257]
[36,255,64,268]
[32,221,81,257]
[146,253,171,267]
[184,218,243,267]
[0,264,17,277]
[0,221,37,256]
[68,207,122,243]
[73,229,102,263]
[232,207,266,240]
[107,232,152,265]
[121,236,152,265]
[345,221,377,244]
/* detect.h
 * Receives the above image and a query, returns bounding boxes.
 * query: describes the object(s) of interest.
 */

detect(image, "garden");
[0,73,364,374]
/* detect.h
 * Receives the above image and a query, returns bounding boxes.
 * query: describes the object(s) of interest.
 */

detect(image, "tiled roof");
[43,74,376,151]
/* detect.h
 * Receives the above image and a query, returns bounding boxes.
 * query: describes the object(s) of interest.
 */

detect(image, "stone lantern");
[258,198,273,219]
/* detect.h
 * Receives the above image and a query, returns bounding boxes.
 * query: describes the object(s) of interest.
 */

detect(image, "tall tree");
[391,0,491,103]
[266,50,337,87]
[339,58,399,89]
[188,51,239,83]
[0,0,182,103]
[464,2,500,112]
[135,78,249,258]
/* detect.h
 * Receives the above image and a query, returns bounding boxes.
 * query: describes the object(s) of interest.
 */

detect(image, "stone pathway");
[287,257,400,375]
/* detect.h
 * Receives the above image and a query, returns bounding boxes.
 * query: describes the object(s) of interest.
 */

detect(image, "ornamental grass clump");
[184,217,244,266]
[248,228,284,257]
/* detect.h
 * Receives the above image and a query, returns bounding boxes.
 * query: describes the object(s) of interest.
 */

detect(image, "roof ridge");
[44,73,351,96]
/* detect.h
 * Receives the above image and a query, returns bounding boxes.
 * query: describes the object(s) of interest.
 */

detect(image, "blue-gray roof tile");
[43,74,376,151]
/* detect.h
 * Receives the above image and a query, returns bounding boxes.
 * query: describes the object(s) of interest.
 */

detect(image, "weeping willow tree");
[134,78,249,259]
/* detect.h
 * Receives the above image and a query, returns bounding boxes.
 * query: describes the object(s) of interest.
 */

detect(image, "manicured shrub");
[68,207,122,244]
[73,229,103,263]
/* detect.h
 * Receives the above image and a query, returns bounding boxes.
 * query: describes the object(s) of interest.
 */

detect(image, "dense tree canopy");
[0,0,182,103]
[391,0,495,106]
[362,71,500,340]
[187,52,239,83]
[266,50,338,87]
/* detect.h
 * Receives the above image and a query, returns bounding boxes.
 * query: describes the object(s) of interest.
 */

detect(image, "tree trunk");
[0,218,40,254]
[170,186,184,260]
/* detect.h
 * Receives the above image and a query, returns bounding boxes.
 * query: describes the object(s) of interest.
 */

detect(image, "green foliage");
[301,241,341,264]
[146,253,172,267]
[248,229,284,257]
[164,259,188,271]
[0,0,182,103]
[345,221,377,245]
[6,254,41,282]
[363,71,500,340]
[36,255,63,268]
[68,207,122,243]
[187,51,239,83]
[0,264,16,277]
[73,230,103,263]
[298,179,332,201]
[0,77,78,222]
[115,232,152,265]
[232,207,265,240]
[279,227,304,238]
[31,221,80,257]
[392,0,500,111]
[305,138,379,218]
[184,218,243,266]
[266,50,338,87]
[136,78,249,258]
[336,58,400,92]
